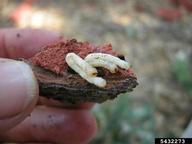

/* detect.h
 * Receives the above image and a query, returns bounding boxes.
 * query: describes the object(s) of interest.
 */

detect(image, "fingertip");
[0,28,63,58]
[0,58,38,131]
[0,107,97,144]
[30,107,97,144]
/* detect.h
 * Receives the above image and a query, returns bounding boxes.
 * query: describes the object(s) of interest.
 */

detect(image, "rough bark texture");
[23,39,138,103]
[25,60,138,103]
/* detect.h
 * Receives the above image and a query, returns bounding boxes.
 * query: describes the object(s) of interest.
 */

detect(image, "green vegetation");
[91,94,155,144]
[171,54,192,95]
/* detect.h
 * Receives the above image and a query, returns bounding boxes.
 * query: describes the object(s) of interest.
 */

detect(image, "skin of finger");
[0,28,63,58]
[0,93,37,132]
[0,58,39,119]
[38,97,95,109]
[0,106,97,144]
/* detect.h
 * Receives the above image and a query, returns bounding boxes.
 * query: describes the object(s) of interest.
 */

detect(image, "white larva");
[66,53,97,76]
[66,52,130,88]
[66,53,106,87]
[85,58,118,73]
[85,53,130,70]
[86,77,106,88]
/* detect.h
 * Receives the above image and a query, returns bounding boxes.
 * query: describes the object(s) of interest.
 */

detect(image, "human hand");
[0,28,97,143]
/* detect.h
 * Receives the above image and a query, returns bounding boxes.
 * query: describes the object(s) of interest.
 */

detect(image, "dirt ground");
[1,0,192,143]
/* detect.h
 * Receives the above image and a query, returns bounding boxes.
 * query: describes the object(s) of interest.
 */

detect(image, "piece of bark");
[23,39,138,103]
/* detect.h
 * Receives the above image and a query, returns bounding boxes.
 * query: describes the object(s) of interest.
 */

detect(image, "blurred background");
[0,0,192,143]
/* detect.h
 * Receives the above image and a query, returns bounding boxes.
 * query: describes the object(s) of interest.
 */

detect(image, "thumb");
[0,58,38,132]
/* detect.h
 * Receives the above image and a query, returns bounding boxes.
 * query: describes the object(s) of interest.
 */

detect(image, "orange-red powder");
[31,39,117,75]
[31,39,135,77]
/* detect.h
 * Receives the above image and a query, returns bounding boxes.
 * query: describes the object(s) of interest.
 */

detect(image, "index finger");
[0,28,62,58]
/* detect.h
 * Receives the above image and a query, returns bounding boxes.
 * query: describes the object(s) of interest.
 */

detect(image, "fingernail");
[0,59,38,119]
